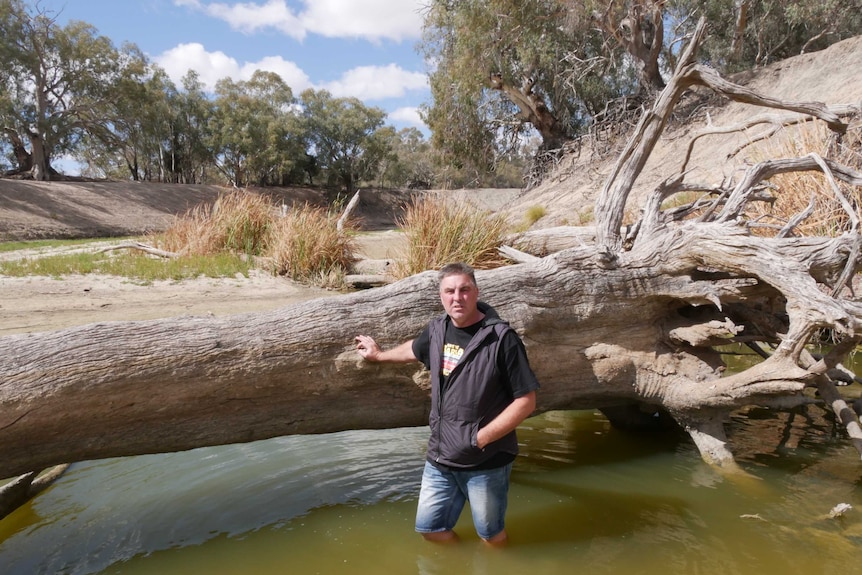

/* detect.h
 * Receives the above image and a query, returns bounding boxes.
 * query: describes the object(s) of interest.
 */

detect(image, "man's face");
[439,273,481,327]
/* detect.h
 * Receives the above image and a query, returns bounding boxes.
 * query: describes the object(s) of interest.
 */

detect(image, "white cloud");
[300,0,424,42]
[388,106,426,130]
[322,64,427,100]
[156,44,425,102]
[156,43,241,90]
[155,43,312,93]
[177,0,425,42]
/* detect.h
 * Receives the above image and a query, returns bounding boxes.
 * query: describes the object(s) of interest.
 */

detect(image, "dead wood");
[0,464,69,521]
[344,274,391,289]
[681,104,861,173]
[337,189,362,231]
[98,241,179,258]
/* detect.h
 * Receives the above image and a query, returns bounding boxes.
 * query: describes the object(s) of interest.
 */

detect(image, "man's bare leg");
[482,529,508,548]
[422,530,460,544]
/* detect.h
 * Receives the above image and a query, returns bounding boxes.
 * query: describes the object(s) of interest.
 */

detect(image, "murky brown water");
[2,351,862,574]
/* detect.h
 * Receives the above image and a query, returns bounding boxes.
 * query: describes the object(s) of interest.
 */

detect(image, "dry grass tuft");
[746,120,862,237]
[392,194,509,279]
[266,203,357,287]
[158,190,274,255]
[154,190,356,287]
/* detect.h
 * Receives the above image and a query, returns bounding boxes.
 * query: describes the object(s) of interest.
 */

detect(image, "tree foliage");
[210,71,305,188]
[420,0,862,181]
[299,89,389,193]
[3,0,859,190]
[0,0,149,180]
[677,0,862,70]
[0,2,421,191]
[420,0,613,175]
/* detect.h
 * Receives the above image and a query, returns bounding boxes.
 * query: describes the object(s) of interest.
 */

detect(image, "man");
[355,262,539,546]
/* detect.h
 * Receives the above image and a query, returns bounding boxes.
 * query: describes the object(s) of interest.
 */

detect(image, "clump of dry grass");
[155,190,357,287]
[746,120,862,237]
[266,203,357,287]
[158,190,274,255]
[392,194,509,279]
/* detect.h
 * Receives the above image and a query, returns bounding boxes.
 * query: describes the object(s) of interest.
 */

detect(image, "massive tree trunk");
[489,73,568,150]
[26,129,49,181]
[2,129,33,175]
[595,0,666,93]
[3,18,862,511]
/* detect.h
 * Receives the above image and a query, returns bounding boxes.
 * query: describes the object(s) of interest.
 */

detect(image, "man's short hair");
[438,262,477,286]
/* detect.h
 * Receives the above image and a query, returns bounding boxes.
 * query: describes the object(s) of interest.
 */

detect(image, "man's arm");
[355,335,418,363]
[476,391,537,449]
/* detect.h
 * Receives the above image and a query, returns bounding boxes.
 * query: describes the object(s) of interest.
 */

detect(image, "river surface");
[2,357,862,574]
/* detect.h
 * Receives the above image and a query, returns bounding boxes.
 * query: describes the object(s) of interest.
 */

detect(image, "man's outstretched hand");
[355,334,382,361]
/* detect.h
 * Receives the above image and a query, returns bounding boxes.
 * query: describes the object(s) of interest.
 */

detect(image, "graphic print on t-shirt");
[442,342,464,376]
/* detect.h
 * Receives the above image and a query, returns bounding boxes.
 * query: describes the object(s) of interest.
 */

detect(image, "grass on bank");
[151,190,357,287]
[0,249,254,282]
[392,194,509,279]
[745,121,862,237]
[1,190,515,285]
[0,191,355,285]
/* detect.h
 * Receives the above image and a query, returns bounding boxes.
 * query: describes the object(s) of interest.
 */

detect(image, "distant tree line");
[0,0,530,189]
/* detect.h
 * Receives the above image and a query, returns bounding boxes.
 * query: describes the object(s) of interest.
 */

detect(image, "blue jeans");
[415,460,512,540]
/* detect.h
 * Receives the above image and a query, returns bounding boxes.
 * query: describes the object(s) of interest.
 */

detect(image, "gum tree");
[300,89,389,194]
[0,0,149,179]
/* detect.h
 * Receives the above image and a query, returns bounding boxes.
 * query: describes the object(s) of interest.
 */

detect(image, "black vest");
[425,304,518,469]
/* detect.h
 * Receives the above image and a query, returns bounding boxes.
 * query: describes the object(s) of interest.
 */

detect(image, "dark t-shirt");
[413,318,537,399]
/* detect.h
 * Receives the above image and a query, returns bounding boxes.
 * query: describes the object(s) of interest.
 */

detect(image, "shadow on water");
[511,479,690,545]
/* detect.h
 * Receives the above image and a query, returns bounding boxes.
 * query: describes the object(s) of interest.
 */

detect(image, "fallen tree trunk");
[3,222,861,478]
[0,256,718,478]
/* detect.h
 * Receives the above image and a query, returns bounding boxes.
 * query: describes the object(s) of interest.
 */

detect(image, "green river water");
[2,355,862,574]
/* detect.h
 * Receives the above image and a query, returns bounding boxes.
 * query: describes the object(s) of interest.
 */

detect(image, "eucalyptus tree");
[376,127,436,189]
[0,0,149,180]
[210,71,304,188]
[421,0,579,171]
[420,0,663,179]
[300,89,389,194]
[161,71,216,184]
[75,63,174,181]
[419,0,862,184]
[674,0,862,70]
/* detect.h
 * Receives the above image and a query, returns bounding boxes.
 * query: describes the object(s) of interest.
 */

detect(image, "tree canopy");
[2,0,860,189]
[420,0,862,178]
[0,1,449,189]
[300,89,390,194]
[0,0,149,180]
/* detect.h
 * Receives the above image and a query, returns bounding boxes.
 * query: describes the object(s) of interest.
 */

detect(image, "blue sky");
[41,0,431,132]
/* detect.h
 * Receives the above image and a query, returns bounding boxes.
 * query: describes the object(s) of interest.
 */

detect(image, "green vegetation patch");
[0,251,253,282]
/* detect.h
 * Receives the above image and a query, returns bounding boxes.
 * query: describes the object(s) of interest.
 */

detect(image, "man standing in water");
[355,262,539,546]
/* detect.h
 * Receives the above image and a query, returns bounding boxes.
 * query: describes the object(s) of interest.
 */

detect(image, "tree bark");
[731,0,751,62]
[596,0,667,93]
[27,129,49,181]
[489,73,568,149]
[2,128,33,174]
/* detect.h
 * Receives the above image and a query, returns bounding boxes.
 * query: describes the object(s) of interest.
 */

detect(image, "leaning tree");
[3,19,862,516]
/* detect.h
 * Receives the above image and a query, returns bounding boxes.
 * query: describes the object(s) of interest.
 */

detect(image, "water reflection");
[1,404,862,574]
